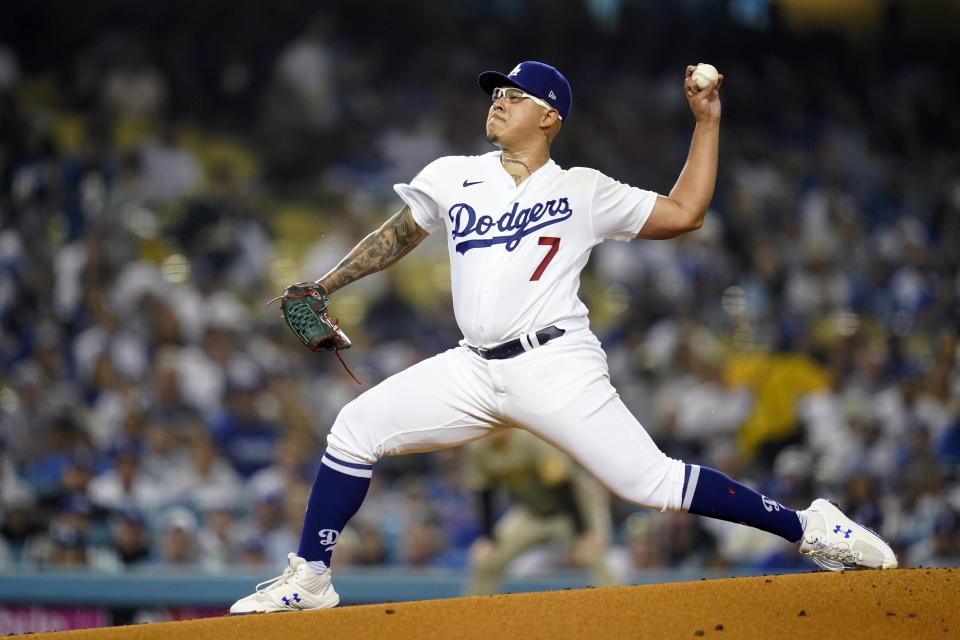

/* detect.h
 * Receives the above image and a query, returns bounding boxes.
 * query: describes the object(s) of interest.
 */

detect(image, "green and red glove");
[269,282,359,384]
[272,282,351,352]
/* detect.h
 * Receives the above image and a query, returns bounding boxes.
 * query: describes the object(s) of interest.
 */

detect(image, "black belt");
[467,326,565,360]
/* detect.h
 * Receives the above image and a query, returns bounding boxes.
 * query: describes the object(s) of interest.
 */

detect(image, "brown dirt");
[27,568,959,639]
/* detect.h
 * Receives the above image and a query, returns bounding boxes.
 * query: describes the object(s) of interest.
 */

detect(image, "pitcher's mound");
[30,568,959,639]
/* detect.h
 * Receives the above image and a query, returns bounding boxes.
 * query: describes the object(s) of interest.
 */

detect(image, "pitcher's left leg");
[498,340,895,569]
[508,382,687,513]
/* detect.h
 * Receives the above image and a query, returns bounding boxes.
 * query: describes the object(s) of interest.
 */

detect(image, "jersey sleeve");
[589,170,659,242]
[393,157,448,234]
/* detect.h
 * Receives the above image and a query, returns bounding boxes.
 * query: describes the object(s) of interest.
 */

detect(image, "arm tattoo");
[318,205,429,294]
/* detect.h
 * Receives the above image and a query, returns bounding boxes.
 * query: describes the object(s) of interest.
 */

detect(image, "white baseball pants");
[327,329,687,512]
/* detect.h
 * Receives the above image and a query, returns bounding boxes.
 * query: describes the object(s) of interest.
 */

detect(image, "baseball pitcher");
[231,60,896,614]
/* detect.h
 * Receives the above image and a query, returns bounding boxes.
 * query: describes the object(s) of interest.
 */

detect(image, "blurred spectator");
[155,507,199,567]
[46,522,91,567]
[883,461,945,551]
[87,438,170,513]
[2,362,55,466]
[138,124,201,201]
[138,413,193,488]
[237,490,297,567]
[345,521,388,567]
[764,446,816,509]
[141,349,194,430]
[209,371,279,479]
[139,296,185,350]
[0,433,33,509]
[400,521,447,568]
[843,472,885,534]
[61,118,116,239]
[109,508,151,567]
[177,327,230,418]
[908,509,960,568]
[82,353,142,450]
[247,435,316,501]
[463,430,618,595]
[171,164,258,287]
[614,512,664,573]
[725,346,831,462]
[423,449,479,557]
[170,433,244,514]
[0,42,20,92]
[655,325,751,460]
[41,447,97,514]
[238,533,269,567]
[103,150,148,227]
[0,490,43,568]
[22,415,94,499]
[176,295,257,417]
[271,15,337,132]
[658,511,719,570]
[101,41,168,119]
[28,495,119,571]
[73,298,148,387]
[197,506,243,572]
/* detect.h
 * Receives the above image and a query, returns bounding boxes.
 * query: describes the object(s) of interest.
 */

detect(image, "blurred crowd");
[1,1,959,583]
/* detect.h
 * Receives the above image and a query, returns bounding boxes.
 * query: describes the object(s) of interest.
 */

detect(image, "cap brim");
[478,71,524,97]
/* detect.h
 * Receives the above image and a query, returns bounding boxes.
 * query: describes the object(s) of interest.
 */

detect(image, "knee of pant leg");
[616,454,687,512]
[327,400,381,465]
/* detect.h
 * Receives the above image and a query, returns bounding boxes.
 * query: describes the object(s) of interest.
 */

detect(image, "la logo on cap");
[509,64,522,76]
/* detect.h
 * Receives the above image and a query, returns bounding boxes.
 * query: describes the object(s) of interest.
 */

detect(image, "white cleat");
[229,553,340,614]
[799,498,898,571]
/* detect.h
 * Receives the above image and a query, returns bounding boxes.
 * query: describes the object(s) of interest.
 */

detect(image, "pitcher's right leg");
[231,347,505,613]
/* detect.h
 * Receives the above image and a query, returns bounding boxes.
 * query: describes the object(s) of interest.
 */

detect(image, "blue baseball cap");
[478,61,572,121]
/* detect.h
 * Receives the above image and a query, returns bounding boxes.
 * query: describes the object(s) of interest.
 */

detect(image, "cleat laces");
[255,565,297,595]
[807,539,862,571]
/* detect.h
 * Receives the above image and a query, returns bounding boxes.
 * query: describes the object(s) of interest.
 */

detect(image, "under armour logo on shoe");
[833,525,853,538]
[282,593,302,608]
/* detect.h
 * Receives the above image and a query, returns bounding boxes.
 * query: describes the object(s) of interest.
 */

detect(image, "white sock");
[307,560,330,575]
[797,512,808,536]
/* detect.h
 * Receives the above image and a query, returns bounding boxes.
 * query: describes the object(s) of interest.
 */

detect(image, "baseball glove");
[269,282,360,383]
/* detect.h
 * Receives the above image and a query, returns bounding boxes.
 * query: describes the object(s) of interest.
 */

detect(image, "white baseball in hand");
[692,63,719,90]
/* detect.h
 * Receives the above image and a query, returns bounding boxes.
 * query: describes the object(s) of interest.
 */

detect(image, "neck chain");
[500,153,532,175]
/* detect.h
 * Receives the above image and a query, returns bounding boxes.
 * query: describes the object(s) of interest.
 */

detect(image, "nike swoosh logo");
[462,180,483,187]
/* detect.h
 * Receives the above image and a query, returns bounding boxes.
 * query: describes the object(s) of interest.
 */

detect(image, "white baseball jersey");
[394,150,658,347]
[329,151,687,515]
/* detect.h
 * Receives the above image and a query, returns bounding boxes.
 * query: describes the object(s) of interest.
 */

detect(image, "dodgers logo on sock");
[761,495,782,512]
[318,528,340,552]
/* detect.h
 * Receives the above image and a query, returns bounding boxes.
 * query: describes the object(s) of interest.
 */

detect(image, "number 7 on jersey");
[530,237,560,281]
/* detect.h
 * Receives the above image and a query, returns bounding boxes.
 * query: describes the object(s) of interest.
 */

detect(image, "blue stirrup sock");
[296,450,372,567]
[681,464,803,543]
